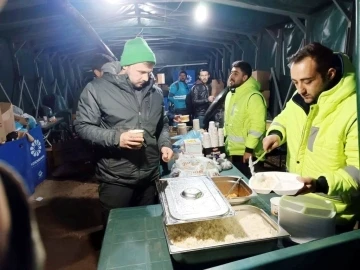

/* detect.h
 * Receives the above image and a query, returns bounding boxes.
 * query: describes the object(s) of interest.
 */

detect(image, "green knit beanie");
[120,37,156,66]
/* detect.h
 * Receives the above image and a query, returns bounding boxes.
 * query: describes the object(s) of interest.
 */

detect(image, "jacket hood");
[101,72,155,94]
[234,76,261,92]
[101,61,121,75]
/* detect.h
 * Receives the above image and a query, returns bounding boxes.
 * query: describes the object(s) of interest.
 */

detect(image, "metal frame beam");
[215,48,224,57]
[172,40,222,49]
[177,36,232,46]
[234,40,244,60]
[56,0,116,60]
[113,0,308,18]
[332,0,351,24]
[94,24,255,36]
[290,15,306,34]
[265,28,278,44]
[304,18,312,45]
[247,35,258,49]
[224,44,232,53]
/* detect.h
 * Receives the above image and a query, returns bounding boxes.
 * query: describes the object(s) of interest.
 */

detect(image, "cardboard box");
[184,138,202,155]
[252,70,270,90]
[261,90,270,108]
[14,114,28,127]
[157,73,165,84]
[211,79,224,96]
[0,103,15,142]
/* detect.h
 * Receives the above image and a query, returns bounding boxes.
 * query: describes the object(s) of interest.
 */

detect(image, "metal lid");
[157,176,234,225]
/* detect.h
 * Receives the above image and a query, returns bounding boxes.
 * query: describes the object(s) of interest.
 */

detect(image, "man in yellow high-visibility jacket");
[224,61,267,178]
[263,42,359,228]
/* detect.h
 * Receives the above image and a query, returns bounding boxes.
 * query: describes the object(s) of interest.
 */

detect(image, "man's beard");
[202,79,209,84]
[230,81,241,88]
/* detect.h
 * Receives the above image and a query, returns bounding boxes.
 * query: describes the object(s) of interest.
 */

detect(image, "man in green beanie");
[74,37,173,224]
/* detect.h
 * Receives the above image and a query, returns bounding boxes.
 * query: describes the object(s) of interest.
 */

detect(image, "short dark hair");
[288,42,333,78]
[199,69,209,75]
[179,70,187,76]
[91,54,113,71]
[232,61,252,77]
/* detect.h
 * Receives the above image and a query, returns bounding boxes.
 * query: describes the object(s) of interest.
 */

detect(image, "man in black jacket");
[191,69,214,128]
[74,37,173,223]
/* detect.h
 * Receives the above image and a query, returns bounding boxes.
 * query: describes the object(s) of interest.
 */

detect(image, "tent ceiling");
[0,0,352,67]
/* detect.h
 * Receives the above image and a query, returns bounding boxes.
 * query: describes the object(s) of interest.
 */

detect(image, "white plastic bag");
[170,154,220,178]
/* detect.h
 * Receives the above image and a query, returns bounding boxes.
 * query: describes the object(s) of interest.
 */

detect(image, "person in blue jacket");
[168,71,190,116]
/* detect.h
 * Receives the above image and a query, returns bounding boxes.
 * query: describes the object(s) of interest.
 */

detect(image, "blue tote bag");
[0,125,47,194]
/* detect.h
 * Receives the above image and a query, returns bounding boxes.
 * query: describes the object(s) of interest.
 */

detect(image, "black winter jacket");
[74,73,171,185]
[191,81,212,116]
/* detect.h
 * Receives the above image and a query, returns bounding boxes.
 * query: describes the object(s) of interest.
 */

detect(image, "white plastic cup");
[178,126,187,135]
[270,197,281,216]
[129,129,144,138]
[202,132,211,148]
[193,119,200,131]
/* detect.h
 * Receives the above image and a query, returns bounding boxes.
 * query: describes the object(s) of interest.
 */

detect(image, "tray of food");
[211,176,257,205]
[156,176,234,225]
[163,205,289,264]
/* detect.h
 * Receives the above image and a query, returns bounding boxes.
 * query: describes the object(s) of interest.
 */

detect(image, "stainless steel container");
[163,205,290,264]
[211,176,257,205]
[156,176,235,225]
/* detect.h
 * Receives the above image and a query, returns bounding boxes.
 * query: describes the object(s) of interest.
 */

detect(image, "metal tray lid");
[156,176,234,225]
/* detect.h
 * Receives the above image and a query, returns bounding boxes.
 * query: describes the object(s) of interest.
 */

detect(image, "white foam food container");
[278,195,336,243]
[249,172,303,195]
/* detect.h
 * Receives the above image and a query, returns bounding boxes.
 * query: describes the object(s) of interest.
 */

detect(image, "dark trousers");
[99,180,157,226]
[231,155,264,179]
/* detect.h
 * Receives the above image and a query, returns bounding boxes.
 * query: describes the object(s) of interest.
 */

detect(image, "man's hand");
[208,96,215,103]
[119,131,143,149]
[262,135,280,152]
[295,177,316,195]
[173,115,181,123]
[243,152,253,163]
[161,147,173,162]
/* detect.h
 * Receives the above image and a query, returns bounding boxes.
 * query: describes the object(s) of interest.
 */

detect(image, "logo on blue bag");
[30,140,42,157]
[186,75,192,84]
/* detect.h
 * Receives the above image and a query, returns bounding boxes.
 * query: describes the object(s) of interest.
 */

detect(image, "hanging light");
[194,3,208,24]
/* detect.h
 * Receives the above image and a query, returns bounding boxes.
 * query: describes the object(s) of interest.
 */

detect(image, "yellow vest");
[267,53,359,224]
[224,77,267,158]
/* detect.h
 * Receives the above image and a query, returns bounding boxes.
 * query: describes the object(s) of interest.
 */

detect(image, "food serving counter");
[97,167,360,270]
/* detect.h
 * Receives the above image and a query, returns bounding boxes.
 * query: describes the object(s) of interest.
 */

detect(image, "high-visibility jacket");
[224,77,267,158]
[267,53,360,224]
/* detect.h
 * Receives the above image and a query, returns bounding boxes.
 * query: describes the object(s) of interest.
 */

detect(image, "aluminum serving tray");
[163,205,290,265]
[156,176,235,225]
[211,176,257,205]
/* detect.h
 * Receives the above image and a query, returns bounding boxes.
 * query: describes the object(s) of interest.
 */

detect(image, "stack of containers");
[202,132,211,148]
[218,128,224,147]
[193,119,200,131]
[208,121,219,147]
